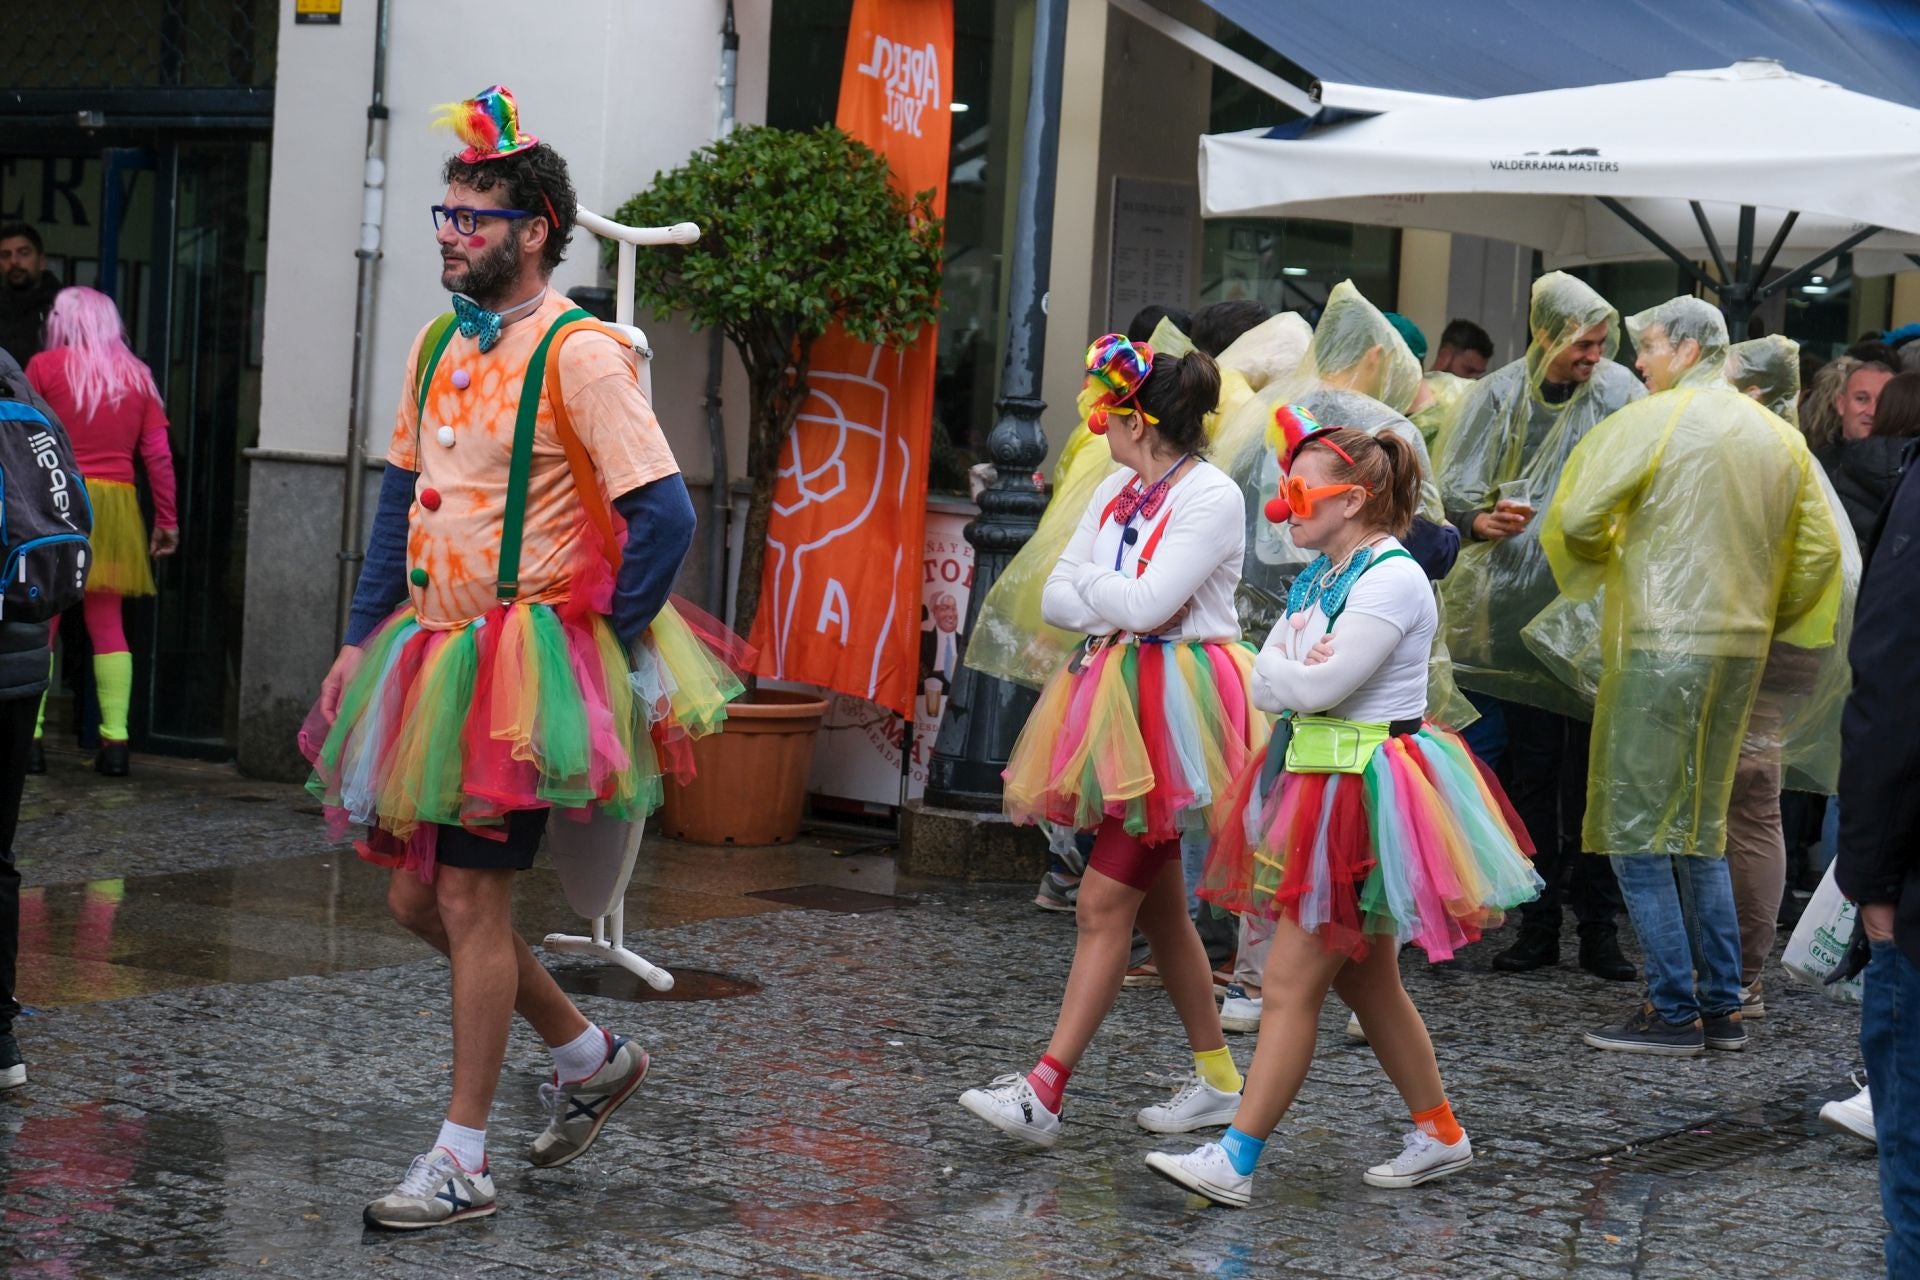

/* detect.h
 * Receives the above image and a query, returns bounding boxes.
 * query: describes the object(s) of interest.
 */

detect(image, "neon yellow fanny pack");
[1284,715,1390,774]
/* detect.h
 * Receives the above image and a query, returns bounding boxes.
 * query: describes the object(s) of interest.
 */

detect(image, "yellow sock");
[1194,1045,1242,1095]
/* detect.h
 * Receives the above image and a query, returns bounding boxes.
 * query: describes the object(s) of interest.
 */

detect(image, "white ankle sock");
[434,1119,486,1172]
[552,1023,608,1084]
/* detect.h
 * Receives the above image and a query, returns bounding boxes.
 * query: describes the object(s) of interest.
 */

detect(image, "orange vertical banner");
[749,0,953,717]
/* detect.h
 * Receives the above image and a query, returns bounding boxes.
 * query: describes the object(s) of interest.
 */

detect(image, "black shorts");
[434,808,549,871]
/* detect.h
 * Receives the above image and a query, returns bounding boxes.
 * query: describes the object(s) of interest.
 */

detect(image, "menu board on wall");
[1108,178,1196,332]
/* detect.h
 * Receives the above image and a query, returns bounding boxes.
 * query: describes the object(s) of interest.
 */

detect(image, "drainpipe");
[703,1,739,616]
[335,0,393,643]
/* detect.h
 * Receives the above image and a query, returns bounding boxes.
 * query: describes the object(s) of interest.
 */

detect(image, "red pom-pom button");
[420,488,442,511]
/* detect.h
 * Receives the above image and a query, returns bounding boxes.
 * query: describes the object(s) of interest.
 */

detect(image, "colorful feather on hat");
[431,84,538,163]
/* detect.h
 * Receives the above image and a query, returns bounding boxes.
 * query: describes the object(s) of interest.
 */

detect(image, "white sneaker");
[1136,1075,1242,1133]
[1362,1129,1474,1188]
[1345,1013,1368,1043]
[362,1148,497,1230]
[1739,984,1766,1020]
[1820,1077,1875,1145]
[1144,1142,1252,1207]
[1219,985,1262,1033]
[959,1074,1061,1148]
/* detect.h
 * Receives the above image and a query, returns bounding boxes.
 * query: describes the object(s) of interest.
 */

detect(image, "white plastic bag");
[1782,861,1863,1004]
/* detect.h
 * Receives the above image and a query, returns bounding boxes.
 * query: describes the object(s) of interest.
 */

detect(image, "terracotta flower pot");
[658,689,829,845]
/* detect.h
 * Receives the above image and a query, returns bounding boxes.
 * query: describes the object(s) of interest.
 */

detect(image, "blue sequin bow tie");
[451,294,502,352]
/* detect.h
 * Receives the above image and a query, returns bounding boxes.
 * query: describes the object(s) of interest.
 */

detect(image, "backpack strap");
[498,307,592,601]
[412,311,458,458]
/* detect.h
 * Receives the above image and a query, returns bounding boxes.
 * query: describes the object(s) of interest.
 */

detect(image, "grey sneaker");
[0,1033,24,1092]
[1583,1005,1705,1057]
[1034,872,1078,913]
[1738,983,1766,1020]
[1704,1010,1747,1052]
[528,1033,651,1169]
[363,1148,496,1230]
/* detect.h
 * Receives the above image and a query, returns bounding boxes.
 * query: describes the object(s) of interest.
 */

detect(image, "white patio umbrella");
[1200,59,1920,331]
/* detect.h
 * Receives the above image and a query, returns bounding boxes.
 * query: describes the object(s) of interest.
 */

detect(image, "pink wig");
[42,286,160,421]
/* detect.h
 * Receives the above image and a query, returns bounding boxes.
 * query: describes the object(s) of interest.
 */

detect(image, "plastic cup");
[1495,479,1536,520]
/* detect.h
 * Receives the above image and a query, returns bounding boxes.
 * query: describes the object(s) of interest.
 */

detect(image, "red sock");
[1027,1054,1070,1114]
[1412,1100,1464,1146]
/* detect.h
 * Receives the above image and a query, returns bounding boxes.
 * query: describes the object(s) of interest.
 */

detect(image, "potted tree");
[617,124,943,844]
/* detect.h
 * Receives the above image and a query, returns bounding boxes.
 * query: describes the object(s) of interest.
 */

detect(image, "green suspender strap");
[497,307,593,603]
[412,312,460,457]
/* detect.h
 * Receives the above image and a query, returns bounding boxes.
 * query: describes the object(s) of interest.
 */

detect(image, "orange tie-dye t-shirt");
[389,290,680,630]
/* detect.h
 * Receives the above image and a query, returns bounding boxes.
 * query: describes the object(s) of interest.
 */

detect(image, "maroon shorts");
[1086,816,1181,891]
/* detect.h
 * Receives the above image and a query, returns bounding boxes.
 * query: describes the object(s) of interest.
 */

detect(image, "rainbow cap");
[432,84,538,163]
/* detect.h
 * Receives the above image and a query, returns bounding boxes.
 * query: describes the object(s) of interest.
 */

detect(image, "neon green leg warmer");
[94,651,133,743]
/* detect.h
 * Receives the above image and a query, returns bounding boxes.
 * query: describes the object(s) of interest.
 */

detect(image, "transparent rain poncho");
[1726,334,1802,428]
[963,311,1312,688]
[1210,282,1472,725]
[1432,271,1645,718]
[1530,297,1847,856]
[1412,369,1475,449]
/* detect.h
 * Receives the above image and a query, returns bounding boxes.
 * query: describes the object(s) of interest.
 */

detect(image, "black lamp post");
[923,0,1070,811]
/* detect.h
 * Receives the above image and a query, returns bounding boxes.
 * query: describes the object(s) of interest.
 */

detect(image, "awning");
[1198,0,1920,113]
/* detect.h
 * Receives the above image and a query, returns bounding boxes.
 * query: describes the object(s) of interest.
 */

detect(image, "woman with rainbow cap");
[303,85,745,1230]
[959,334,1266,1148]
[1144,404,1539,1208]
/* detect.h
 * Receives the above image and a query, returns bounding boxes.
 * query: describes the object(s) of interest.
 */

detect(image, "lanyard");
[1108,455,1188,572]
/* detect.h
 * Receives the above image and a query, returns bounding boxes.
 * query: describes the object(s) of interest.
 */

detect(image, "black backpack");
[0,382,91,623]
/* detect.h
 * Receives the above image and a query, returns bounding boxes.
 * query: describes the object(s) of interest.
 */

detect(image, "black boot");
[94,741,129,777]
[1578,923,1637,982]
[1492,926,1560,972]
[26,740,44,775]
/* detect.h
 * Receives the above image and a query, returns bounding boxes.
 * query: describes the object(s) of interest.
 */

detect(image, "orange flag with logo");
[749,0,953,717]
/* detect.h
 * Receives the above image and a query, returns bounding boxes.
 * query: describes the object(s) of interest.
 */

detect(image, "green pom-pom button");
[409,567,429,588]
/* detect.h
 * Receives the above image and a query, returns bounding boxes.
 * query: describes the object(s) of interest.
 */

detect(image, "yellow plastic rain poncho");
[1412,369,1475,449]
[1433,272,1646,719]
[1726,334,1802,428]
[1533,297,1846,858]
[1212,281,1474,726]
[963,311,1311,688]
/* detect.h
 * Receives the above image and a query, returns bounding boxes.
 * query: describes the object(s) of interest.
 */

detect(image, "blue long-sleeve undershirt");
[343,463,698,650]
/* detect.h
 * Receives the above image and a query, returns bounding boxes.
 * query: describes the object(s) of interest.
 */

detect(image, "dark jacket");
[1820,436,1908,548]
[1835,440,1920,968]
[0,271,60,366]
[0,348,56,701]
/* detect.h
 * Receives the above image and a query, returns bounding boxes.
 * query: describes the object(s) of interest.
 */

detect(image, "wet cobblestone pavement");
[0,750,1889,1278]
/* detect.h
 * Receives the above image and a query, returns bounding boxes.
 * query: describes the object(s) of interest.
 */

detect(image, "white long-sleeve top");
[1042,459,1245,642]
[1251,539,1435,721]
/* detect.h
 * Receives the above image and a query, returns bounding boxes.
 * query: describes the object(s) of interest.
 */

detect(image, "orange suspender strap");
[542,317,626,572]
[1135,505,1174,575]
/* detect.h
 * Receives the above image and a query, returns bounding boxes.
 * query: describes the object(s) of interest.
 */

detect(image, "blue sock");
[1220,1125,1266,1176]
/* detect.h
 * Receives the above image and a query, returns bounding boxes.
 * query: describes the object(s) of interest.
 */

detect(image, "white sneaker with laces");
[1136,1075,1242,1133]
[1739,983,1766,1020]
[1144,1142,1252,1207]
[363,1147,497,1230]
[1819,1076,1875,1144]
[528,1033,651,1169]
[959,1074,1061,1147]
[1362,1128,1473,1188]
[1344,1012,1367,1043]
[1219,985,1262,1033]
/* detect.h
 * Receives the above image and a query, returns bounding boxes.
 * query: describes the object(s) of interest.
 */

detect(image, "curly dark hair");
[443,142,577,274]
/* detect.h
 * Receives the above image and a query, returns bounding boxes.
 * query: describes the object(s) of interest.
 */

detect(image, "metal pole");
[924,0,1070,810]
[335,0,393,642]
[704,0,739,616]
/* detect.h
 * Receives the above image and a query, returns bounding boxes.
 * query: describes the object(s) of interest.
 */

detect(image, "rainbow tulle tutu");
[300,597,746,881]
[1201,726,1541,961]
[1003,639,1269,844]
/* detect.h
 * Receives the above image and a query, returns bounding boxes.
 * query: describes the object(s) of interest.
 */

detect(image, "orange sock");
[1412,1100,1464,1145]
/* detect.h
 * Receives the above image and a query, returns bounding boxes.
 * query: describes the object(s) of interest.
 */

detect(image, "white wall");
[260,0,771,481]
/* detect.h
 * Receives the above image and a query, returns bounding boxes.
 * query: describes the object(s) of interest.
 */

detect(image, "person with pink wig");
[25,286,178,776]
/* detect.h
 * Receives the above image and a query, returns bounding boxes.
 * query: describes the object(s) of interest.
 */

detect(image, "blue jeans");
[1862,939,1920,1278]
[1610,854,1743,1024]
